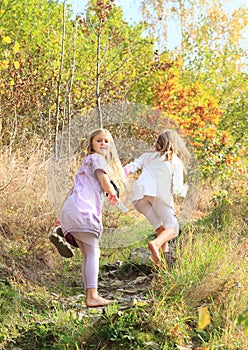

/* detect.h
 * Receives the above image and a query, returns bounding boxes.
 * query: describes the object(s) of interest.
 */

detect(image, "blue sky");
[69,0,247,19]
[67,0,248,50]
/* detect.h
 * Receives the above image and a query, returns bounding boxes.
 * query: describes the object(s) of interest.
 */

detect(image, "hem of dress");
[132,196,175,210]
[64,228,101,248]
[63,227,101,238]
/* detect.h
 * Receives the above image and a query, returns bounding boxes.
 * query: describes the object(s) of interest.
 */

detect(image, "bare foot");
[148,241,161,263]
[86,296,116,308]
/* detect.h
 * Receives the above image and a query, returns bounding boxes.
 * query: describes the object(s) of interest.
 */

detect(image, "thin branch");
[55,0,66,159]
[0,177,16,192]
[67,18,78,157]
[96,31,103,127]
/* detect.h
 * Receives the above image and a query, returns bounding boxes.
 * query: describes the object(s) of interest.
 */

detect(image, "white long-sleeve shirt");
[124,152,188,209]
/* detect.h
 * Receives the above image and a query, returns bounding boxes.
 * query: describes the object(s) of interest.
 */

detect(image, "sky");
[66,0,248,50]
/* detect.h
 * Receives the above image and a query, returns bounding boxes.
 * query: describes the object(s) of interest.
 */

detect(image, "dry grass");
[0,146,58,281]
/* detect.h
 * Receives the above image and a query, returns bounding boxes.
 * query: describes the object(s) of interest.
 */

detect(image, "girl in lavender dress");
[55,128,126,307]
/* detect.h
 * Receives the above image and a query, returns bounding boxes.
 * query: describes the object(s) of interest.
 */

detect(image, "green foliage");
[0,0,247,184]
[1,2,248,349]
[0,281,88,349]
[0,282,20,325]
[86,303,157,349]
[0,0,73,145]
[74,0,154,109]
[142,1,248,180]
[97,310,141,347]
[238,306,248,337]
[203,189,233,230]
[0,0,155,149]
[17,314,86,350]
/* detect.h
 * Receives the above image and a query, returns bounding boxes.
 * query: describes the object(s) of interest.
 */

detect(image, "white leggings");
[72,232,100,289]
[134,195,179,233]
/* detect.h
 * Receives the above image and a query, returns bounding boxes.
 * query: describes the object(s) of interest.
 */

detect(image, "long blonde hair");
[155,129,191,169]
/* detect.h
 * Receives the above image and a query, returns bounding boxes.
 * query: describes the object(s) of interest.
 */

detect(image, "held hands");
[107,193,119,206]
[106,180,119,206]
[106,181,129,212]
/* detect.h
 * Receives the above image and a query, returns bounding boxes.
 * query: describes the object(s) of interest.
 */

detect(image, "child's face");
[91,131,110,157]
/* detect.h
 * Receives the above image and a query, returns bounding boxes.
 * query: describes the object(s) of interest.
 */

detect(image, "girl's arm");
[123,153,147,176]
[172,157,188,197]
[95,169,118,205]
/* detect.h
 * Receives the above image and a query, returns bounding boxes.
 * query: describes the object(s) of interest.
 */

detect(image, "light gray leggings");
[72,232,100,289]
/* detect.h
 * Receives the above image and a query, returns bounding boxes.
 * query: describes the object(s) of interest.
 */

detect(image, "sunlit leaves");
[13,41,20,54]
[0,0,247,177]
[13,61,20,69]
[2,36,11,43]
[153,55,222,138]
[1,59,9,69]
[144,0,248,178]
[0,0,71,146]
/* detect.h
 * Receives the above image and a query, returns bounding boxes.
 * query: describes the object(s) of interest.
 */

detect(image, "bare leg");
[155,225,169,253]
[148,228,177,264]
[155,225,178,269]
[134,197,177,266]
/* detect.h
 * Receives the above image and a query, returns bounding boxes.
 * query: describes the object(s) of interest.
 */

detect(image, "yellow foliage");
[1,60,9,69]
[2,36,11,44]
[13,41,20,54]
[13,61,20,69]
[197,305,211,330]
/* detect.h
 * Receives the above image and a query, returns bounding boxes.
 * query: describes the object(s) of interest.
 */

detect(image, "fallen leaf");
[198,305,211,330]
[171,324,179,335]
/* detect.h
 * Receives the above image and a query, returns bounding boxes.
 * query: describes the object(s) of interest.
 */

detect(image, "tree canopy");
[0,0,247,178]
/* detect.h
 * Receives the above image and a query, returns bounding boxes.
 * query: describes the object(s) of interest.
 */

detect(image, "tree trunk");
[96,31,102,128]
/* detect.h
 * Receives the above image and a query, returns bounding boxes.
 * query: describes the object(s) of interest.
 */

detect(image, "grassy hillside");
[0,148,247,349]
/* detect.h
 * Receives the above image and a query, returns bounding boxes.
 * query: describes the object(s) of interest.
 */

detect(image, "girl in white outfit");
[124,129,190,266]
